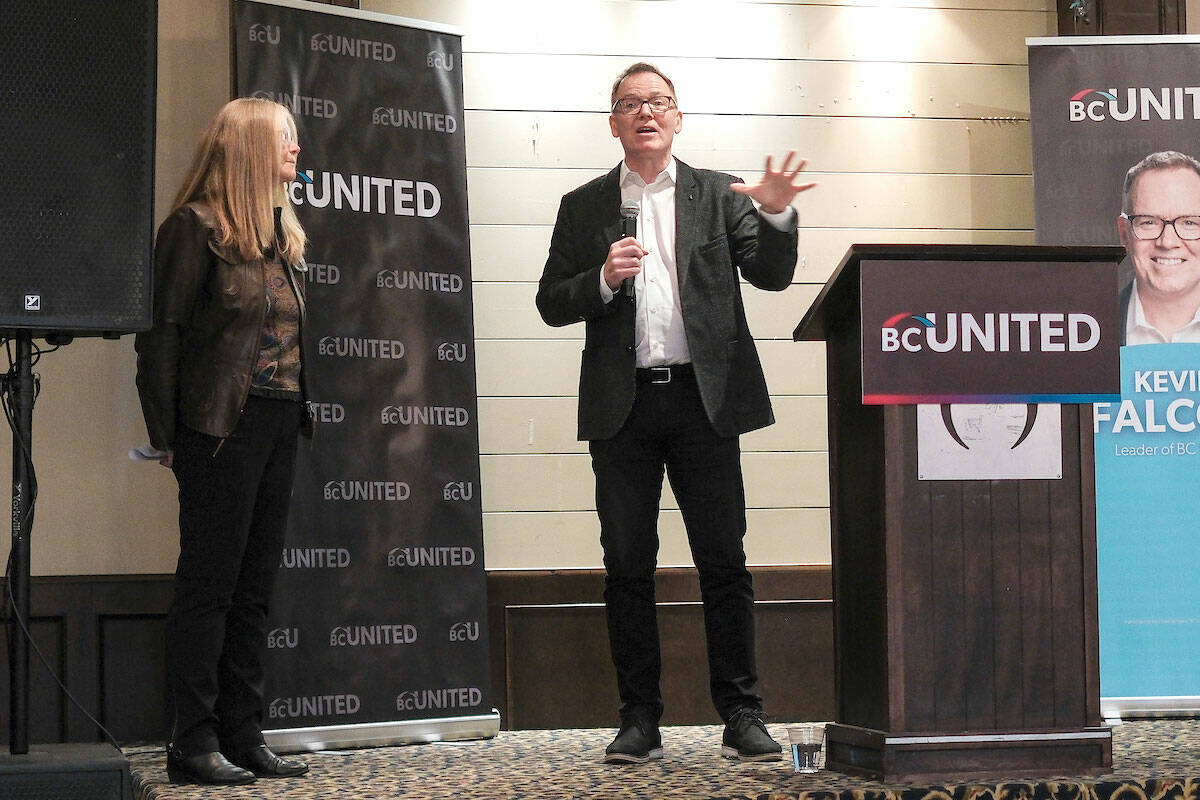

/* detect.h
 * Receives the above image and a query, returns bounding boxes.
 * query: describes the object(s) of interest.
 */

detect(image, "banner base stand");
[264,710,502,753]
[1101,697,1200,722]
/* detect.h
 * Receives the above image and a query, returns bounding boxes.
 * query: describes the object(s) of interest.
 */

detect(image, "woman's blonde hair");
[172,97,306,264]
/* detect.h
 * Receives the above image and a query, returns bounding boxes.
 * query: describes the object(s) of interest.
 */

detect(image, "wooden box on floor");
[794,244,1122,783]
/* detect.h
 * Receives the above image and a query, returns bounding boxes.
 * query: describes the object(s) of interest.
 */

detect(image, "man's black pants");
[589,366,762,725]
[165,395,302,757]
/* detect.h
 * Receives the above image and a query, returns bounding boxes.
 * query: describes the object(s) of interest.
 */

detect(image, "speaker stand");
[8,331,33,753]
[5,334,131,799]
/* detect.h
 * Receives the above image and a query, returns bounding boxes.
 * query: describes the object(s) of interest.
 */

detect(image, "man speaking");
[535,62,815,765]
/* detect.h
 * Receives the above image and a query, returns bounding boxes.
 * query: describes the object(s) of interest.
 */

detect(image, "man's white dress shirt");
[599,158,796,368]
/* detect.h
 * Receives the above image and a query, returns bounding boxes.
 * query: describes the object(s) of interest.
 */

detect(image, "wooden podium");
[794,244,1124,782]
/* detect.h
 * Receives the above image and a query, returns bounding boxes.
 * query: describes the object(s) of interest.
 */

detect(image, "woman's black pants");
[165,395,302,757]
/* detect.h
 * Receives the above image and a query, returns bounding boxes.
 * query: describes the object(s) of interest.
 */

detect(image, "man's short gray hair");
[610,62,677,106]
[1122,150,1200,214]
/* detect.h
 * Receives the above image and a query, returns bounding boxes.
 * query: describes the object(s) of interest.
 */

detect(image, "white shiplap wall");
[0,0,1055,578]
[367,0,1053,570]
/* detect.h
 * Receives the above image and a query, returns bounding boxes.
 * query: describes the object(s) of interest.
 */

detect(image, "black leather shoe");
[166,748,256,785]
[603,717,664,764]
[228,744,310,778]
[720,707,782,762]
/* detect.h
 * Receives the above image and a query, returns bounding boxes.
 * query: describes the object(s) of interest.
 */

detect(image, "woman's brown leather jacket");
[134,201,308,451]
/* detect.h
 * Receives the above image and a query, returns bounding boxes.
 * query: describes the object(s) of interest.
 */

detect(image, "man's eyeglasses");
[611,95,676,115]
[1122,213,1200,241]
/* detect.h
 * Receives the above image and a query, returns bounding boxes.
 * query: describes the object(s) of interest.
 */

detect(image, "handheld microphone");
[619,199,639,297]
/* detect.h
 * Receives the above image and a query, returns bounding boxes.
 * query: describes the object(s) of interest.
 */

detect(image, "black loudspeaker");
[0,744,132,800]
[0,0,156,336]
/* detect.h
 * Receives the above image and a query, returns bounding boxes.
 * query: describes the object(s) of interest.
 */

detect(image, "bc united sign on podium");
[858,257,1121,405]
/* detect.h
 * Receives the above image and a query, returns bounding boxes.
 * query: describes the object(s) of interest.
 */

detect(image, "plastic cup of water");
[786,724,822,773]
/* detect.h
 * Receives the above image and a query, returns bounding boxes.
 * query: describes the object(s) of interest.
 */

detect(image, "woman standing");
[135,97,312,785]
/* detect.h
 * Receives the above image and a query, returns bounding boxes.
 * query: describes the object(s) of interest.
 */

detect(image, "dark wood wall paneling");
[1057,0,1184,34]
[0,577,173,746]
[1,566,833,744]
[490,567,835,729]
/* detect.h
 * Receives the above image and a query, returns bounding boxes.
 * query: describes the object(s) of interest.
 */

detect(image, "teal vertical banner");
[1094,343,1200,697]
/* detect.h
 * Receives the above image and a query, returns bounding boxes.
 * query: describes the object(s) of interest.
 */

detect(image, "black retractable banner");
[233,0,495,746]
[1030,36,1200,247]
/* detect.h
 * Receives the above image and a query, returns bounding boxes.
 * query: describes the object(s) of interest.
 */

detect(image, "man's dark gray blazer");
[535,159,798,441]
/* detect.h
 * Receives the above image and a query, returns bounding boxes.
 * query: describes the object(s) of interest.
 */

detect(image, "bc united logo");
[881,311,1039,451]
[882,311,933,331]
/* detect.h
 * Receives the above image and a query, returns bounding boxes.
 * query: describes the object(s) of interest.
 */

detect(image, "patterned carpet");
[125,719,1200,800]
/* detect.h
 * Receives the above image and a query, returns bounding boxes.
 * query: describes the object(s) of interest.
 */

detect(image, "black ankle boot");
[227,744,310,778]
[166,747,257,785]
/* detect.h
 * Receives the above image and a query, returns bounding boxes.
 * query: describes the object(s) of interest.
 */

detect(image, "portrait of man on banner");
[1116,150,1200,346]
